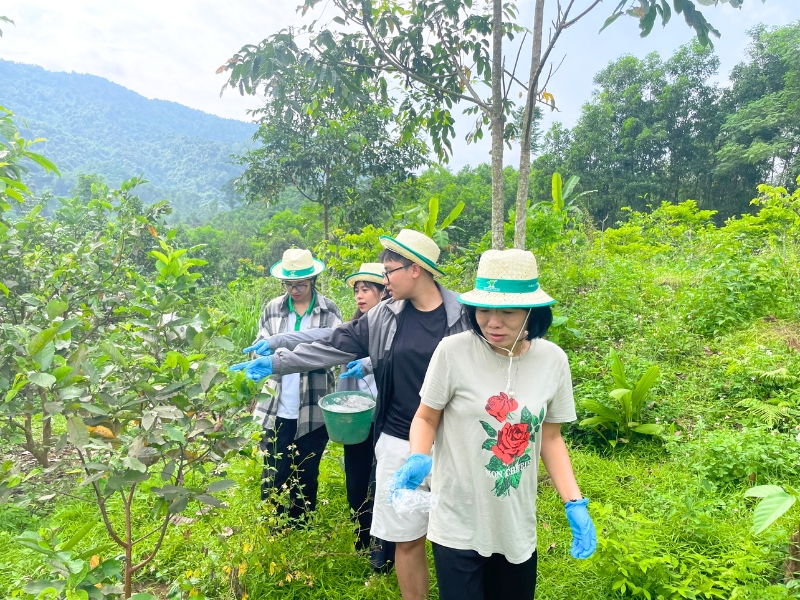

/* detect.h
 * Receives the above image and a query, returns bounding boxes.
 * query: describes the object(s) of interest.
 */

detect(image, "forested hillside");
[0,60,257,214]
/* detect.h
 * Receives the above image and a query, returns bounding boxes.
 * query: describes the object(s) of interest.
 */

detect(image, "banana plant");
[534,172,596,231]
[403,195,465,249]
[580,350,661,447]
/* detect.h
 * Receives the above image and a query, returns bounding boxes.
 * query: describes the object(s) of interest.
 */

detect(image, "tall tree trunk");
[490,0,505,250]
[513,0,545,250]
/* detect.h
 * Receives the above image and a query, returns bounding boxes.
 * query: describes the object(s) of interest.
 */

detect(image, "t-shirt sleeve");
[419,340,453,411]
[544,356,577,423]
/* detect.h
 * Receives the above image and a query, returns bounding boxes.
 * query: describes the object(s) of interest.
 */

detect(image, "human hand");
[242,339,273,357]
[229,356,273,380]
[565,498,596,559]
[389,453,433,495]
[339,360,364,380]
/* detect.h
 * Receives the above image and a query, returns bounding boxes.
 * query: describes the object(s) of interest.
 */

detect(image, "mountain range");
[1,59,257,214]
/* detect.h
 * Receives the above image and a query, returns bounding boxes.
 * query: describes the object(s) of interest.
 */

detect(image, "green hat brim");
[269,258,326,280]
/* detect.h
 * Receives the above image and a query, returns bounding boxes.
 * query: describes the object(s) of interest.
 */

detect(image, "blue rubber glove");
[339,360,364,380]
[229,356,273,380]
[565,498,597,559]
[242,339,272,357]
[389,453,433,494]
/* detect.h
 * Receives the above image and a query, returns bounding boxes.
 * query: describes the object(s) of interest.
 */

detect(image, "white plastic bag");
[379,479,438,515]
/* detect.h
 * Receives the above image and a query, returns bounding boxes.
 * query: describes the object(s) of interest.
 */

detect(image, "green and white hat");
[345,263,386,287]
[458,249,556,308]
[269,248,326,281]
[379,229,444,277]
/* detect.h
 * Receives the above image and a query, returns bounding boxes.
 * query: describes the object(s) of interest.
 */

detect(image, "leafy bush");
[681,426,800,487]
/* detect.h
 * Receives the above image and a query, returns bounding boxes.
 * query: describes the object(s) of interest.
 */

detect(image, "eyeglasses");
[283,281,311,293]
[382,265,409,281]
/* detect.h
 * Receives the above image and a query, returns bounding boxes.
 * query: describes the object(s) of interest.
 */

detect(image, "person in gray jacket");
[232,230,469,600]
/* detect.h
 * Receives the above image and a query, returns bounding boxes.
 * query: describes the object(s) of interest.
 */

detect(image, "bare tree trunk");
[490,0,505,250]
[513,0,545,250]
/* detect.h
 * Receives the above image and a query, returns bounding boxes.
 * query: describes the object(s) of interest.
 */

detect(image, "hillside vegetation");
[0,60,256,215]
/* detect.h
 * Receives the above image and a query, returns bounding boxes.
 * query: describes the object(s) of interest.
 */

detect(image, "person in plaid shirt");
[232,248,342,519]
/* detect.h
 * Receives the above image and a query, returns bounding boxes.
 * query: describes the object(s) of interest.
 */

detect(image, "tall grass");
[214,277,283,351]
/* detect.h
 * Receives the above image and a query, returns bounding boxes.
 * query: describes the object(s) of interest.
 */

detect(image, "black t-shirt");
[382,301,448,440]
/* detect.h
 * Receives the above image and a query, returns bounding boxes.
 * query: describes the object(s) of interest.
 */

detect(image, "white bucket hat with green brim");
[345,263,386,287]
[270,248,326,281]
[379,229,445,277]
[458,249,556,308]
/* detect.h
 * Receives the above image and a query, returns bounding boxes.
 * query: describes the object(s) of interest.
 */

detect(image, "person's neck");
[407,278,443,312]
[292,293,313,315]
[489,339,531,357]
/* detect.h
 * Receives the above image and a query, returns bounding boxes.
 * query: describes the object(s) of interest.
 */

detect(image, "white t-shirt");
[276,311,312,419]
[420,330,577,563]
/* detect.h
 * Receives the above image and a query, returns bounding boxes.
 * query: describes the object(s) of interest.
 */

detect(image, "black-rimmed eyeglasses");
[382,265,409,281]
[283,281,311,293]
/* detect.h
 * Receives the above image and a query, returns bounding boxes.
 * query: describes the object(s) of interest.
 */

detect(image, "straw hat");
[379,229,444,277]
[458,249,556,308]
[345,263,386,287]
[269,248,326,280]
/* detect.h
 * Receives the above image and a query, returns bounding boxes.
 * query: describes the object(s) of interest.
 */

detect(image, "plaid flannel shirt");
[252,292,342,438]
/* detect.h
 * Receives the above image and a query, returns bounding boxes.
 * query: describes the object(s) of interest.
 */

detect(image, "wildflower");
[321,499,329,505]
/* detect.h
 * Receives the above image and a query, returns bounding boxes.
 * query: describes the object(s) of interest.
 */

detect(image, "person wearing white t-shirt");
[390,249,597,600]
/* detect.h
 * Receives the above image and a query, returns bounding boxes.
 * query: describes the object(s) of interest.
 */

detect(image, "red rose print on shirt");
[492,422,531,465]
[485,392,518,422]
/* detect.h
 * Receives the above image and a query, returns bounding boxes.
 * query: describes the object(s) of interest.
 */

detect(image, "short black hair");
[465,304,553,340]
[378,248,413,267]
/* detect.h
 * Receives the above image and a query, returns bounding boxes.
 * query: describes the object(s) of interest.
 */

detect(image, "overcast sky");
[1,0,797,170]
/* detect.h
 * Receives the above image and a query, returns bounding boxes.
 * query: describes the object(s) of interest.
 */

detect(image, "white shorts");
[370,433,432,543]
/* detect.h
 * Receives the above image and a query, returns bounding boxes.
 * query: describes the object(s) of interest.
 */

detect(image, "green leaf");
[745,485,786,499]
[45,299,69,320]
[201,364,220,393]
[57,319,81,334]
[440,201,465,229]
[211,337,234,351]
[28,325,59,357]
[485,455,505,472]
[57,521,96,552]
[34,341,55,372]
[481,438,496,450]
[609,349,629,389]
[510,470,522,489]
[28,372,56,388]
[66,416,89,448]
[551,172,563,210]
[480,420,497,437]
[631,365,660,412]
[494,475,512,497]
[580,399,622,423]
[752,492,796,535]
[631,423,662,435]
[562,175,579,201]
[520,406,533,426]
[424,196,439,237]
[207,479,236,494]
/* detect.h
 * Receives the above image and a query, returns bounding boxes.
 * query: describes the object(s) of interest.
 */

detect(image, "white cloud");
[0,0,796,171]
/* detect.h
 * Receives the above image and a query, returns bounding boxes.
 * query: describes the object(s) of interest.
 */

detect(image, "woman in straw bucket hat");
[231,248,342,520]
[231,229,469,598]
[390,248,596,600]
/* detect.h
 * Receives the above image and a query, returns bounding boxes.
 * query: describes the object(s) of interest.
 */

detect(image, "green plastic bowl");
[319,391,376,445]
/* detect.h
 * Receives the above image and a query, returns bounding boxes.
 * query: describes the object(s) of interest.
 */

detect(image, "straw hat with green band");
[345,262,386,287]
[458,249,556,308]
[269,248,326,281]
[379,229,445,277]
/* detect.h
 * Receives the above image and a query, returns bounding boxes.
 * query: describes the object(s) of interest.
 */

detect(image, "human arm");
[539,422,582,502]
[262,328,333,352]
[408,404,442,456]
[270,317,368,376]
